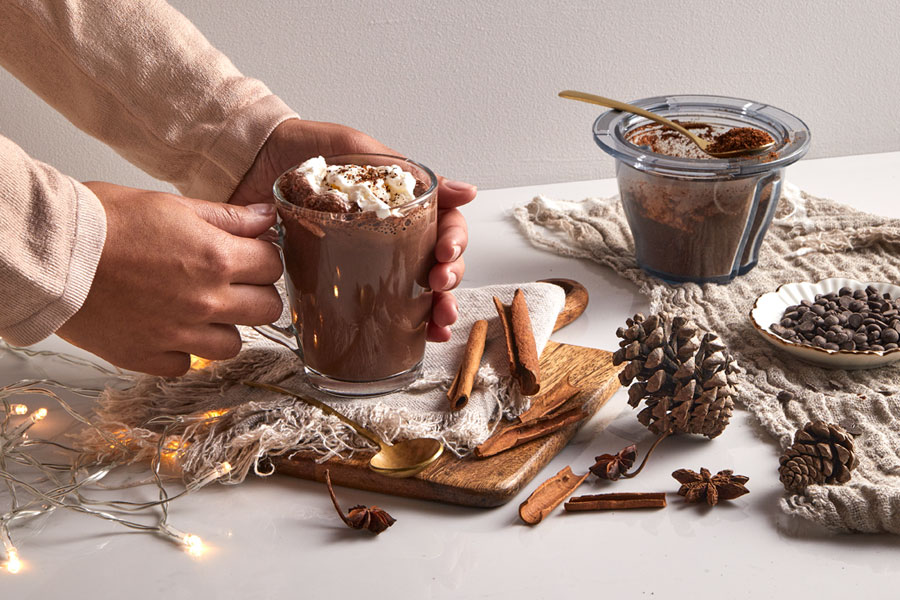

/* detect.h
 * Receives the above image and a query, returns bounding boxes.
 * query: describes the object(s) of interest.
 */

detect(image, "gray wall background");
[2,1,898,192]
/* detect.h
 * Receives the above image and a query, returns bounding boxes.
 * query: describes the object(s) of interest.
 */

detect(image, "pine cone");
[778,421,859,493]
[612,313,739,439]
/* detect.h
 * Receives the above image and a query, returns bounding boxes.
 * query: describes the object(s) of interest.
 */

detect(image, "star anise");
[344,504,396,533]
[672,467,749,506]
[589,444,637,480]
[325,470,396,534]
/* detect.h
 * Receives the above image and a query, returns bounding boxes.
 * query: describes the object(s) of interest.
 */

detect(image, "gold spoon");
[559,90,775,158]
[242,380,443,478]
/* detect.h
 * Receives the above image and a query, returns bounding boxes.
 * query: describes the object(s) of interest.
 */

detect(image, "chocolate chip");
[776,390,794,402]
[797,321,816,333]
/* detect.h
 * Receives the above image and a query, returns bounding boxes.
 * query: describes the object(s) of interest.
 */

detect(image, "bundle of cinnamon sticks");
[447,288,543,411]
[493,289,541,396]
[447,288,586,458]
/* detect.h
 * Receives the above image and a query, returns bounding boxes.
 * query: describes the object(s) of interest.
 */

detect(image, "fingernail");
[444,179,476,192]
[445,271,458,290]
[450,244,462,262]
[248,203,276,217]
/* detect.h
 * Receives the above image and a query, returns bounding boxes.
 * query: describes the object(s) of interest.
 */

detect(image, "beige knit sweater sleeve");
[0,0,298,345]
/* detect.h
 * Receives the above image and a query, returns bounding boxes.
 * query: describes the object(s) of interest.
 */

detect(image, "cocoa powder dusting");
[628,121,776,160]
[707,127,774,154]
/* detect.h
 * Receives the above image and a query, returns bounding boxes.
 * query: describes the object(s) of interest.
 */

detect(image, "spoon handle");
[241,380,382,446]
[558,90,705,149]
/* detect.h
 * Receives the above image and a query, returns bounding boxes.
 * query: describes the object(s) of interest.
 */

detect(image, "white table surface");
[4,152,900,599]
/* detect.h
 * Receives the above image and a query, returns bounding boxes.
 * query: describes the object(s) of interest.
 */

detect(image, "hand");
[230,119,476,342]
[57,182,283,376]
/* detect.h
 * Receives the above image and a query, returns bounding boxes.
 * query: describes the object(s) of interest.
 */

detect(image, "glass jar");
[593,95,810,283]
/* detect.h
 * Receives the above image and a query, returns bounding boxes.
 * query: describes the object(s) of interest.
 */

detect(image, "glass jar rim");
[592,94,811,178]
[272,153,438,216]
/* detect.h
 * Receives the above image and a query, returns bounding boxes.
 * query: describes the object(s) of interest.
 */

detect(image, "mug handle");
[252,324,302,358]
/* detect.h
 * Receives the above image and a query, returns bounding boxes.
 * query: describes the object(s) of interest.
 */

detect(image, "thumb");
[188,200,277,238]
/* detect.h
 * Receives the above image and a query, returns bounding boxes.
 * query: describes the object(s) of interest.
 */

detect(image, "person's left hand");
[230,119,476,342]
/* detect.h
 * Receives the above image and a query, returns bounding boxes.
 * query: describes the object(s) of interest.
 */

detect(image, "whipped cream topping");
[293,156,418,218]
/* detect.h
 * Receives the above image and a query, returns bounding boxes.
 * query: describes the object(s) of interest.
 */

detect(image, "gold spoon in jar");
[242,380,443,478]
[559,90,776,158]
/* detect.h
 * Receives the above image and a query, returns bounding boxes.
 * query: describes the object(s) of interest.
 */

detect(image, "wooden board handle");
[539,278,589,332]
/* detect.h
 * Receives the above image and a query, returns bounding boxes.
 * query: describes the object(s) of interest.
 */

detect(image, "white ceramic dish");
[750,277,900,370]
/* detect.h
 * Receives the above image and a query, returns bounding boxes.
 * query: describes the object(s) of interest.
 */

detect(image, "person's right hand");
[56,182,283,377]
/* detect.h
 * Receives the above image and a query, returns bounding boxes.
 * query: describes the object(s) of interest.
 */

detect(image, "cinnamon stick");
[493,289,541,396]
[564,492,667,511]
[447,320,488,411]
[474,406,586,459]
[517,376,580,424]
[518,466,589,525]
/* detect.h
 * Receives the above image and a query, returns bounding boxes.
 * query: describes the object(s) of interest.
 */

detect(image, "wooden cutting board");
[275,280,621,507]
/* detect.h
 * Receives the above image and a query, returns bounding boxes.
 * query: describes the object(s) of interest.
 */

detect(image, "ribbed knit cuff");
[2,179,106,345]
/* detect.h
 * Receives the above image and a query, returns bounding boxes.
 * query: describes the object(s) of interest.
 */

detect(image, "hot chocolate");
[274,155,438,394]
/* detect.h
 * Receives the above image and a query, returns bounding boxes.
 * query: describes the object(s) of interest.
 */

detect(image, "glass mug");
[267,154,438,397]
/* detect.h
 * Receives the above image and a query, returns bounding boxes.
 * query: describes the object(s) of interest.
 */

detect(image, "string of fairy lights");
[0,339,231,574]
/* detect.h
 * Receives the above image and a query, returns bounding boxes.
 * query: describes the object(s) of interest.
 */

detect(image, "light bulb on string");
[183,534,205,558]
[186,461,233,492]
[2,527,21,574]
[159,523,206,558]
[201,408,229,420]
[2,406,48,445]
[4,547,21,574]
[9,404,27,416]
